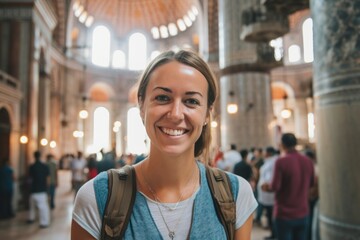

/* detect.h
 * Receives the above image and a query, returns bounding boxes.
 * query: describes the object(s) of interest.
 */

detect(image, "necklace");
[141,162,197,211]
[141,162,198,239]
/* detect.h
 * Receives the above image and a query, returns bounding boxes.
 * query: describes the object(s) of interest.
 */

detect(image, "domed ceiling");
[72,0,200,39]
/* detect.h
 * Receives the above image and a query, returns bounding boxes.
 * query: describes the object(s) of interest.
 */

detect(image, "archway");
[0,107,11,165]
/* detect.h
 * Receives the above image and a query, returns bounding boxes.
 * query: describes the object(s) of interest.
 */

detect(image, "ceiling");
[73,0,199,38]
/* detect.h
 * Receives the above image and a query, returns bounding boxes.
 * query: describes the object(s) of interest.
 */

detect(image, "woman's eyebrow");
[152,86,171,93]
[153,87,203,97]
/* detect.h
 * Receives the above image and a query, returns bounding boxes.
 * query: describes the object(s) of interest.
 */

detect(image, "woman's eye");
[185,98,200,106]
[154,95,170,102]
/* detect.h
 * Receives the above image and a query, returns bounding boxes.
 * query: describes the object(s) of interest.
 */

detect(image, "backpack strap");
[206,166,236,240]
[101,165,136,240]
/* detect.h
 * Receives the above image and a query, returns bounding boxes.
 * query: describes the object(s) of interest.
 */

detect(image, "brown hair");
[137,50,218,163]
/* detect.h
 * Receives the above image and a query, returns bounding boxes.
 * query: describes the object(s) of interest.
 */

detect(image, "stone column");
[311,0,360,239]
[218,0,273,149]
[294,98,309,141]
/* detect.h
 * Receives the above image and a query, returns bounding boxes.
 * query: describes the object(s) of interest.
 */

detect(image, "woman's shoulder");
[92,171,109,217]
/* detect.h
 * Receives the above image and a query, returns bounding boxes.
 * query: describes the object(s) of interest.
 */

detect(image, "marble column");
[294,98,309,141]
[218,0,273,149]
[311,0,360,239]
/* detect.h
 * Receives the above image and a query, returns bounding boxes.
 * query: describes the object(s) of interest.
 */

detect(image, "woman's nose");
[167,100,184,120]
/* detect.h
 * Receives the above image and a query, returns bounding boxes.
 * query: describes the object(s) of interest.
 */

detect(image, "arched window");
[127,107,148,154]
[269,37,283,61]
[93,107,110,151]
[112,50,126,69]
[128,33,147,70]
[302,18,314,63]
[91,26,111,67]
[288,44,301,63]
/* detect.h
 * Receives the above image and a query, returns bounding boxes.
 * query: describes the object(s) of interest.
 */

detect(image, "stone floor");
[0,170,271,240]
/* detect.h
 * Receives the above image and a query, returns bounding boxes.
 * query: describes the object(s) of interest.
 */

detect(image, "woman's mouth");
[160,127,187,136]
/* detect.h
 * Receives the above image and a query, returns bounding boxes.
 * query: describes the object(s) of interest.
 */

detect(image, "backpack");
[101,165,236,240]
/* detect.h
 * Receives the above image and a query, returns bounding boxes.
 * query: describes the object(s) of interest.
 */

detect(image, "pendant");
[169,231,175,239]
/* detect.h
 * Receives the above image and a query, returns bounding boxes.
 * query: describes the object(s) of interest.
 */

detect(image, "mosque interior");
[0,0,359,239]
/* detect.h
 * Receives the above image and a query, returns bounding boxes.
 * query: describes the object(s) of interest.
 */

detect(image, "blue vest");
[94,163,239,239]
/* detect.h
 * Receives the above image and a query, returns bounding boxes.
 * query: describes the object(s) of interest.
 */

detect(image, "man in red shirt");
[262,133,314,240]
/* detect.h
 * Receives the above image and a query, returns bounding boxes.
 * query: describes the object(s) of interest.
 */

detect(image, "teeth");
[161,128,185,136]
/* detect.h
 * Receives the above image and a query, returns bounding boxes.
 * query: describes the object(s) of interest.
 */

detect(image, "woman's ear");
[206,106,213,124]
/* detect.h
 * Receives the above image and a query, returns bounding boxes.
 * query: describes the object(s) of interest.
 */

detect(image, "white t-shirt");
[221,150,242,172]
[73,174,257,239]
[257,155,278,206]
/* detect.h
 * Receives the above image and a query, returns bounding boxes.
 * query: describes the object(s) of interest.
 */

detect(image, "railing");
[0,70,19,90]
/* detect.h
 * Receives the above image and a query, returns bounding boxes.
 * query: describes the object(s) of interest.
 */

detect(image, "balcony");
[240,8,289,42]
[0,70,19,90]
[261,0,309,15]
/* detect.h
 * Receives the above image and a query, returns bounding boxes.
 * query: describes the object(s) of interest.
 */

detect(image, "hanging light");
[79,110,88,119]
[40,138,48,146]
[211,120,218,128]
[227,91,238,114]
[280,95,292,119]
[281,108,292,119]
[20,135,28,144]
[49,141,57,148]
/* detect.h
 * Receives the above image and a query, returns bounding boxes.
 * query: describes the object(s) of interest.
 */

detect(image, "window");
[127,107,148,154]
[91,26,111,67]
[308,112,315,142]
[288,44,301,63]
[129,33,147,70]
[93,107,110,151]
[112,50,126,69]
[269,37,283,61]
[303,18,314,63]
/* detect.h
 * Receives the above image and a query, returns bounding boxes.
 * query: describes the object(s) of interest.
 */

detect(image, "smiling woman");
[71,50,257,240]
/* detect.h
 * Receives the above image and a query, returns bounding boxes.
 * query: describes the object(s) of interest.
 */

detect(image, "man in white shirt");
[220,144,242,172]
[71,151,87,195]
[257,146,278,239]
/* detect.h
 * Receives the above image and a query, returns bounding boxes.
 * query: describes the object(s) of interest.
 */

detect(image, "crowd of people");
[213,133,319,240]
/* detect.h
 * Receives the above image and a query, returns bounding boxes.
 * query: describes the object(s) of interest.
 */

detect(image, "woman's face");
[140,61,209,157]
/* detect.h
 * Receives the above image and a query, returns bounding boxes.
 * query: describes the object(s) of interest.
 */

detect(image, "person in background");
[27,151,50,228]
[220,143,242,172]
[252,147,265,226]
[96,150,116,173]
[0,158,15,219]
[211,148,224,168]
[233,149,253,182]
[257,146,278,240]
[305,150,319,240]
[46,154,58,210]
[87,155,98,180]
[262,133,314,240]
[72,50,257,239]
[71,151,87,195]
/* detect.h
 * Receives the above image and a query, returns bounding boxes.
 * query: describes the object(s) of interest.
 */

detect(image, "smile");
[160,127,187,136]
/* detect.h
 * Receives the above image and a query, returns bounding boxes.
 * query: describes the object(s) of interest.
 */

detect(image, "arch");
[271,81,295,99]
[91,25,111,67]
[288,44,301,63]
[126,107,148,154]
[302,18,314,63]
[128,32,147,70]
[88,82,114,102]
[93,107,110,152]
[112,50,126,69]
[0,107,11,165]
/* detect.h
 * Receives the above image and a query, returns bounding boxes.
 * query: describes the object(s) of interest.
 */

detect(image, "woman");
[72,50,257,239]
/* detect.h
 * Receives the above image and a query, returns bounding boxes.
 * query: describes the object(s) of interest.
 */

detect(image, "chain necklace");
[141,162,197,211]
[141,162,198,239]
